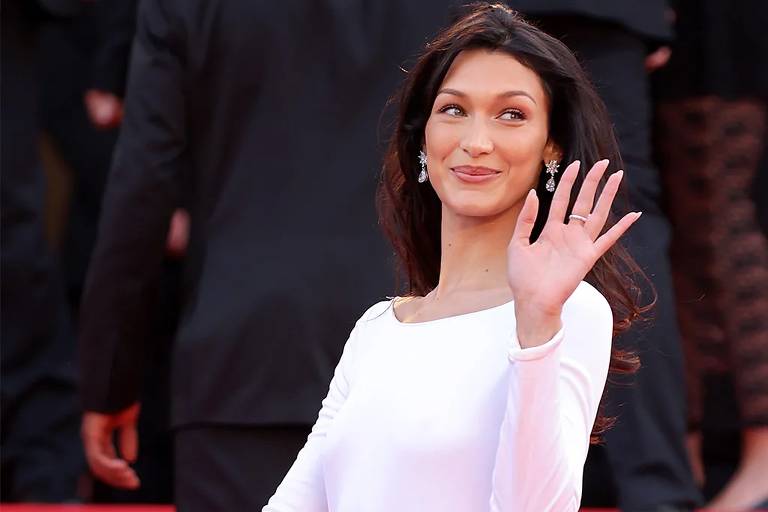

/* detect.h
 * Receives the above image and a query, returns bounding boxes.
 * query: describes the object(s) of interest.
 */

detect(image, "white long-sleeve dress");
[263,280,613,512]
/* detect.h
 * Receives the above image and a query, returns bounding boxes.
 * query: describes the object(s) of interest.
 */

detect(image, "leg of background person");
[539,18,702,510]
[1,8,85,500]
[703,99,768,510]
[744,104,768,512]
[174,425,311,511]
[0,289,84,502]
[755,109,768,237]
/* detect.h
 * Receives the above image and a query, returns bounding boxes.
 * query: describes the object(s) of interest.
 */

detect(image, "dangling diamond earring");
[418,150,428,183]
[544,160,560,192]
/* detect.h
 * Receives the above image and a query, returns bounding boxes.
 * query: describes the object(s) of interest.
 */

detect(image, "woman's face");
[423,49,560,218]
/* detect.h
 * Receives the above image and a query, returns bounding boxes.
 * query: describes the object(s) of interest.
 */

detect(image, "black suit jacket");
[79,0,452,427]
[507,0,672,43]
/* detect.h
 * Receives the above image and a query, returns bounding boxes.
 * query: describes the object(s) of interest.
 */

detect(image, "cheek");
[423,120,461,203]
[497,125,550,189]
[424,118,458,161]
[495,124,548,168]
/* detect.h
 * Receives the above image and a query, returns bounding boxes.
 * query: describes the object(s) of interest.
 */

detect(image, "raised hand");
[506,160,641,347]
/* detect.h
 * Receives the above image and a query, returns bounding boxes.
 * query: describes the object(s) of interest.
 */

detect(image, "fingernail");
[616,170,624,178]
[601,158,610,165]
[635,211,643,218]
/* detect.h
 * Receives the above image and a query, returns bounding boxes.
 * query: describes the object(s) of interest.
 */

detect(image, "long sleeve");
[262,311,369,512]
[78,0,186,412]
[490,283,613,511]
[90,0,138,97]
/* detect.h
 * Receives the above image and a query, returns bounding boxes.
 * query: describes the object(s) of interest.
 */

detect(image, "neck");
[432,202,523,300]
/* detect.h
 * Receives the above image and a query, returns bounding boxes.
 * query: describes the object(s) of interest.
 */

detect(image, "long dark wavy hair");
[377,3,650,442]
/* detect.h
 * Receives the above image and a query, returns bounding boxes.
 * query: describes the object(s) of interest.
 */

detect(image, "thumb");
[119,420,139,464]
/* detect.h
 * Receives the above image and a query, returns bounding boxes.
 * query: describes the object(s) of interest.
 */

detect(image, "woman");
[264,4,644,511]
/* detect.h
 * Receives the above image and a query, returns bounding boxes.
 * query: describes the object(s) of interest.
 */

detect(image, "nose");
[459,119,494,157]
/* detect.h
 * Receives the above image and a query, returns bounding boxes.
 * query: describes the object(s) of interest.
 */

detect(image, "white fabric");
[263,281,613,512]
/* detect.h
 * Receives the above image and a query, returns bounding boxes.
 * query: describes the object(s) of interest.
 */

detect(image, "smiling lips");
[451,165,501,183]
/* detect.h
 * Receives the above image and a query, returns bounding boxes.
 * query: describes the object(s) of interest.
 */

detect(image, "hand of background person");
[84,89,124,129]
[82,402,141,489]
[166,208,190,258]
[507,160,641,347]
[645,46,672,72]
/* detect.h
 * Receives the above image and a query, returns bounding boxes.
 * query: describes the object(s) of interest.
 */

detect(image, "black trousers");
[174,425,311,511]
[535,17,703,511]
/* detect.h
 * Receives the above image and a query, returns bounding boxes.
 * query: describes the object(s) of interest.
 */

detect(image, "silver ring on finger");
[568,213,589,224]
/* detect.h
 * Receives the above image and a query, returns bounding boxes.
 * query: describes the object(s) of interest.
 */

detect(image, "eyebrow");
[436,88,537,105]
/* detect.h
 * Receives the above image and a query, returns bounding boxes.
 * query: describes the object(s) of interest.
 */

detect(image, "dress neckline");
[388,296,516,326]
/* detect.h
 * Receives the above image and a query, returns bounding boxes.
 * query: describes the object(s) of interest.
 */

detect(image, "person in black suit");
[502,1,702,510]
[37,2,176,502]
[1,0,86,502]
[78,1,451,509]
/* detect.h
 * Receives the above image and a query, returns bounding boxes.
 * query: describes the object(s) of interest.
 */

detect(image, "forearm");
[490,328,579,512]
[491,284,613,511]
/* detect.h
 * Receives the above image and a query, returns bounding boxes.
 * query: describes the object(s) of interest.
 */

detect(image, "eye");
[498,109,526,121]
[438,104,465,117]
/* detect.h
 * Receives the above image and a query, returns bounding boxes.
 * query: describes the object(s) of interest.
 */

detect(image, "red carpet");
[10,507,767,512]
[0,507,659,512]
[0,506,624,511]
[0,507,174,512]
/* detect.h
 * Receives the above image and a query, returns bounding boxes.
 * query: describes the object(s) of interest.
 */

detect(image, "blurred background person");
[36,0,177,503]
[3,0,177,504]
[1,0,86,501]
[39,0,135,307]
[654,0,768,509]
[77,1,453,510]
[501,1,701,510]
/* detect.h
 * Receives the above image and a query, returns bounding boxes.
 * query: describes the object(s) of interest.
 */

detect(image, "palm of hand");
[506,160,640,315]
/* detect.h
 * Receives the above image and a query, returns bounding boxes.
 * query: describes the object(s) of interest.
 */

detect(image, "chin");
[444,194,509,218]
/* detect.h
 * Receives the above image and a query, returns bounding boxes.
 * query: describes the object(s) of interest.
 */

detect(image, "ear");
[542,139,563,165]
